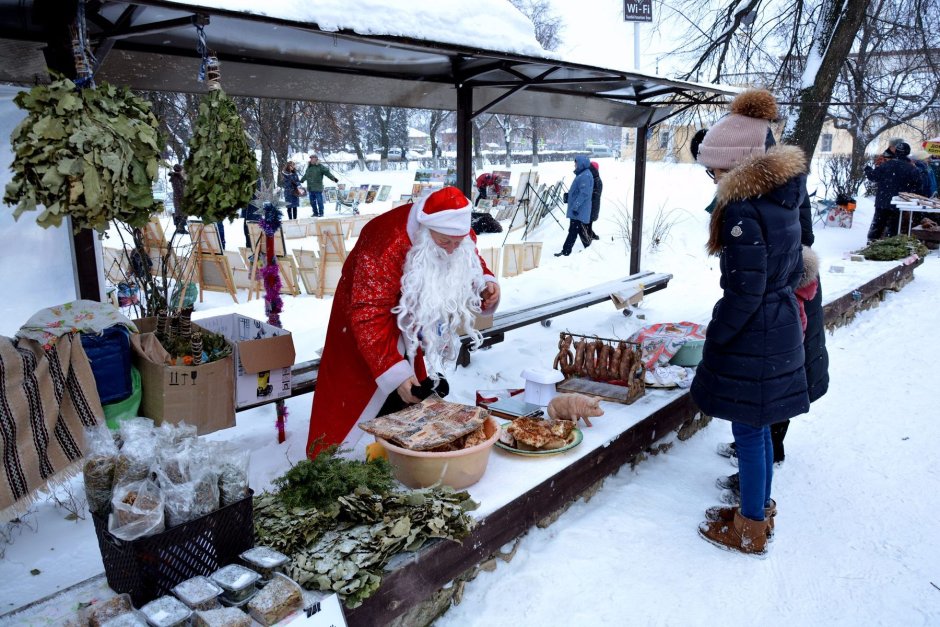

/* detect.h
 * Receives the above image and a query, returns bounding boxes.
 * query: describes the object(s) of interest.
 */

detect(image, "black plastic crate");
[91,490,254,607]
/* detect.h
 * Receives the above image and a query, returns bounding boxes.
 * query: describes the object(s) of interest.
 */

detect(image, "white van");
[588,146,615,158]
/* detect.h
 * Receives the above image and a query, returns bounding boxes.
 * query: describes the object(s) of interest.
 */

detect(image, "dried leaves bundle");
[4,78,163,232]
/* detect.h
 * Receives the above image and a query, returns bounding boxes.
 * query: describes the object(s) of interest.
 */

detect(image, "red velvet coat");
[306,202,497,457]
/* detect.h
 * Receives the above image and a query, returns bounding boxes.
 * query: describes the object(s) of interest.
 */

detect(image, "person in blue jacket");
[693,89,810,556]
[554,155,594,256]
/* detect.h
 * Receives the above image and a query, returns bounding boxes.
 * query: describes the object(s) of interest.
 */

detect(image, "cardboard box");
[610,285,644,310]
[132,318,235,435]
[196,314,296,409]
[473,314,494,331]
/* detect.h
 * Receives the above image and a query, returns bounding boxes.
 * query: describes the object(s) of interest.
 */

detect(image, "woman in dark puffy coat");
[692,89,810,556]
[282,161,302,220]
[586,161,603,241]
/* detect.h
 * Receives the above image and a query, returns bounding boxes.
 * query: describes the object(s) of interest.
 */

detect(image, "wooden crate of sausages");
[552,332,645,404]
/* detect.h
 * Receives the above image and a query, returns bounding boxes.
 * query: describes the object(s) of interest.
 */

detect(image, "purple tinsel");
[259,203,288,441]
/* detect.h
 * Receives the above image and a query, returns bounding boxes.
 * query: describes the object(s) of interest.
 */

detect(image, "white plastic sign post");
[282,593,347,626]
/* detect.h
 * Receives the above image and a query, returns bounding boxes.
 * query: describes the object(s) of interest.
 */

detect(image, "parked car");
[587,145,615,158]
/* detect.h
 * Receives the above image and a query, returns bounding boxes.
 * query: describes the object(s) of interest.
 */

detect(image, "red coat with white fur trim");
[306,202,497,458]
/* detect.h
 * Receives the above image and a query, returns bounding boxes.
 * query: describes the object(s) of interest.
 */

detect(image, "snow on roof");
[408,127,430,138]
[168,0,544,57]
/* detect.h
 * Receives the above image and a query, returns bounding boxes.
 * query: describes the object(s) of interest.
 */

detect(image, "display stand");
[188,222,238,303]
[501,180,565,246]
[313,219,348,298]
[245,223,299,300]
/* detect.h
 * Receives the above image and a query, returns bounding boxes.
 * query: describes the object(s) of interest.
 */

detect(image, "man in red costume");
[306,186,500,457]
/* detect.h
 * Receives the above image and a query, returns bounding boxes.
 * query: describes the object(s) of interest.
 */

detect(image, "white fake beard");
[393,228,487,379]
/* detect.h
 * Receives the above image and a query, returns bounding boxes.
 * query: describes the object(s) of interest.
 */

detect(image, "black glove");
[563,192,569,203]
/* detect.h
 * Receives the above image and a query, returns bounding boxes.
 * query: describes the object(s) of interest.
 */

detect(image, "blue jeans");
[731,421,773,521]
[310,191,325,216]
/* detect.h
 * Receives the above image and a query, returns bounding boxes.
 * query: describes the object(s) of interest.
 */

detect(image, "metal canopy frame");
[0,0,735,295]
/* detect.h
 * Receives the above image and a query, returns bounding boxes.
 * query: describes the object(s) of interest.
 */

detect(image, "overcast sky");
[547,0,685,76]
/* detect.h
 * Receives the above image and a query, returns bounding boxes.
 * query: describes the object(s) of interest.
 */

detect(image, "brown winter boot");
[704,499,777,537]
[699,510,769,555]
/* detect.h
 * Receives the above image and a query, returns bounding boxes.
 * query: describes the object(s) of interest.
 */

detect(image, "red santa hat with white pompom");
[414,186,472,236]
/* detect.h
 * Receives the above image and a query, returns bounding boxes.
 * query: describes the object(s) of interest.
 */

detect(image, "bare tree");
[428,109,452,167]
[828,0,940,193]
[659,0,871,158]
[136,91,199,162]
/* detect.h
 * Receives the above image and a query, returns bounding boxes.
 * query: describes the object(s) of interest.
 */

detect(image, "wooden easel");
[188,222,238,303]
[246,223,300,300]
[314,219,348,298]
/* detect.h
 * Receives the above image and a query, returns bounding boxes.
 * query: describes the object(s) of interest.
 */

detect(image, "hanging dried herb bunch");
[183,88,257,224]
[3,78,163,232]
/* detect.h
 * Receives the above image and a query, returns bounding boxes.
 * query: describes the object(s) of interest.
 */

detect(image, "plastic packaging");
[108,478,165,541]
[81,593,134,627]
[246,573,304,626]
[172,575,223,611]
[140,595,193,627]
[210,563,260,603]
[100,610,149,627]
[192,607,252,627]
[240,546,289,582]
[83,424,120,515]
[162,469,220,527]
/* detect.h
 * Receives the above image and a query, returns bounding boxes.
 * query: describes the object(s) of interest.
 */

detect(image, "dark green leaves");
[3,78,163,232]
[183,89,257,223]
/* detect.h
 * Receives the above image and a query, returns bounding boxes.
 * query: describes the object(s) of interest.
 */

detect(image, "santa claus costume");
[306,187,498,458]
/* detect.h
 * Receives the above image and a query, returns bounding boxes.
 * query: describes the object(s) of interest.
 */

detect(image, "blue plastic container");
[80,325,133,404]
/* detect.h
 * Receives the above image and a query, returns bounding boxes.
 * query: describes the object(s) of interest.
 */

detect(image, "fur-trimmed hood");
[707,145,807,254]
[714,145,807,209]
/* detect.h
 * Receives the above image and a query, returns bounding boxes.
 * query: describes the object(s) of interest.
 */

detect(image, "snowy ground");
[2,153,937,625]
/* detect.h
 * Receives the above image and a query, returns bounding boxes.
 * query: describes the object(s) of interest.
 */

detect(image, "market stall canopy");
[0,0,736,128]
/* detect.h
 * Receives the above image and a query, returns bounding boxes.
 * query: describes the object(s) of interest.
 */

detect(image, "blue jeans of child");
[731,421,773,521]
[310,191,325,216]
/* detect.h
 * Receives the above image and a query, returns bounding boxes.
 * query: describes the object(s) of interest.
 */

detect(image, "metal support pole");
[456,84,473,196]
[630,123,649,275]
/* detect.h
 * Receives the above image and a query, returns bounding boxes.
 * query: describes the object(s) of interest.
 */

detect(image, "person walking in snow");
[303,153,339,217]
[586,161,603,241]
[554,155,593,257]
[281,160,302,221]
[306,187,500,458]
[692,89,810,556]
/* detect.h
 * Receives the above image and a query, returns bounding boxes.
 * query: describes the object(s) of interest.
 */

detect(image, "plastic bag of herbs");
[3,78,163,232]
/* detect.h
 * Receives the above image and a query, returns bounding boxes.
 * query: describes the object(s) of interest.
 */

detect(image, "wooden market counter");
[341,256,923,627]
[0,258,922,627]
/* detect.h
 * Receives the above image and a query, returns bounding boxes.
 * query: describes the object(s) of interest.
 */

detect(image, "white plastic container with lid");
[140,595,192,627]
[240,546,290,581]
[210,564,261,603]
[172,575,223,611]
[520,367,564,406]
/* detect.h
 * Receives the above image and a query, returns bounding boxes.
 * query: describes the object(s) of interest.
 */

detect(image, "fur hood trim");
[800,246,819,288]
[715,145,807,210]
[707,145,807,255]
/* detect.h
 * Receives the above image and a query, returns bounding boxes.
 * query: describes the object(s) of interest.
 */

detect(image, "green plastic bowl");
[669,339,705,367]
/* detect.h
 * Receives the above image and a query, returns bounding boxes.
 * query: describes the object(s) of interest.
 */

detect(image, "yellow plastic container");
[377,417,499,489]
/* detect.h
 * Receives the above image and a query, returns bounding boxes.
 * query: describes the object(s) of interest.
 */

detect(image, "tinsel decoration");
[259,202,289,443]
[191,332,203,366]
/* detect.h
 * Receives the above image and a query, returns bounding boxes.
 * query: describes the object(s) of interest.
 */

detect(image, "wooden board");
[557,377,645,404]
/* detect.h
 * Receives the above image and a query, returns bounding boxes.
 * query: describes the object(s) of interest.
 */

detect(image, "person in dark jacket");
[714,143,830,494]
[555,155,593,257]
[693,89,809,555]
[282,161,302,220]
[586,161,603,241]
[864,142,922,241]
